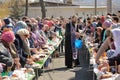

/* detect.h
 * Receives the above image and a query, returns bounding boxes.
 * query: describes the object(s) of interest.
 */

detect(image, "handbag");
[75,39,83,49]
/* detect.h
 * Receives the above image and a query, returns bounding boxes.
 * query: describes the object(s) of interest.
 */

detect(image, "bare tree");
[25,0,28,16]
[107,0,112,13]
[39,0,46,19]
[95,0,97,15]
[10,0,24,19]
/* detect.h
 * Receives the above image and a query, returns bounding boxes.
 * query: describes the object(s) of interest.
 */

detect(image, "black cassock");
[65,22,79,68]
[65,22,72,67]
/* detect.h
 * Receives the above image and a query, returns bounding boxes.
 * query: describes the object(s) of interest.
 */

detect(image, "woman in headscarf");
[39,24,48,41]
[0,30,20,71]
[13,21,28,34]
[96,28,120,66]
[94,27,103,45]
[14,29,31,67]
[31,24,47,48]
[101,20,112,43]
[27,23,39,54]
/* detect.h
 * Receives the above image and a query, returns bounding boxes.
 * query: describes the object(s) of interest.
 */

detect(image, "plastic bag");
[75,39,83,49]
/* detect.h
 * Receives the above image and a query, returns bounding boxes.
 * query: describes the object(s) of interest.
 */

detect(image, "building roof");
[29,1,79,7]
[29,5,107,9]
[29,1,107,9]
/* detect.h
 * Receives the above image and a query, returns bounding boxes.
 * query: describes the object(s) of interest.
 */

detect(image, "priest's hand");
[75,32,81,38]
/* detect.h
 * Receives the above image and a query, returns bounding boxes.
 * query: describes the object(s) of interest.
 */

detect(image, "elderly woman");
[27,23,40,54]
[39,24,48,41]
[101,20,112,43]
[0,30,20,71]
[31,24,47,48]
[94,27,103,43]
[96,28,120,66]
[14,29,31,67]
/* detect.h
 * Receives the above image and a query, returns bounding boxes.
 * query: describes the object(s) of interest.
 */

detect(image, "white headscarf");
[112,28,120,55]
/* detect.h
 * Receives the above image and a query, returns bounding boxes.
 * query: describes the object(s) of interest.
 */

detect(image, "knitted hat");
[3,18,10,25]
[17,29,29,36]
[1,31,15,43]
[103,20,112,27]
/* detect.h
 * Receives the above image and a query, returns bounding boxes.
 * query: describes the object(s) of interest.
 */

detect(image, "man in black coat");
[65,15,80,68]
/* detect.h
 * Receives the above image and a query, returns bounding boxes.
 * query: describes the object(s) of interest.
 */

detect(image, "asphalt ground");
[38,44,97,80]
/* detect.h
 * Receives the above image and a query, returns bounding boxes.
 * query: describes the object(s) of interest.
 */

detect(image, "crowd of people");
[0,16,66,79]
[0,10,120,79]
[64,11,120,79]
